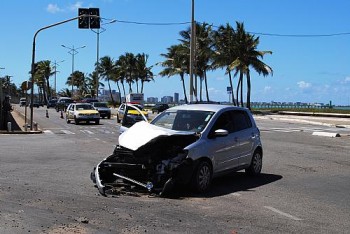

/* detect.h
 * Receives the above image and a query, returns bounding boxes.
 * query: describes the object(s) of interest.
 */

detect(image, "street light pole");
[91,19,116,98]
[61,45,86,95]
[189,0,195,103]
[52,60,64,96]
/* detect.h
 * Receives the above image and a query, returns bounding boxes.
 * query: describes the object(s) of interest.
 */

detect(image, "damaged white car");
[91,104,263,196]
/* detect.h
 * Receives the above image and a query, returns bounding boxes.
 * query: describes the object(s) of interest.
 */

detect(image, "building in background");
[161,96,173,103]
[174,93,179,103]
[147,97,158,103]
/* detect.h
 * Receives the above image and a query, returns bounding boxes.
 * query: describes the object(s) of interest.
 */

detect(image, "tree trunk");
[121,81,126,99]
[116,81,121,105]
[236,75,241,107]
[246,70,251,110]
[228,71,236,106]
[46,77,51,100]
[107,78,116,108]
[180,73,188,104]
[42,80,47,105]
[199,77,203,102]
[204,72,210,102]
[240,72,244,107]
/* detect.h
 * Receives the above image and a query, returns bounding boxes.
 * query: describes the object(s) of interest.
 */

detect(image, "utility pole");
[189,0,195,103]
[91,19,116,98]
[52,60,64,96]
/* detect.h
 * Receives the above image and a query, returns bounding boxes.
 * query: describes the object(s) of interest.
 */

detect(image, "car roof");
[73,103,92,105]
[167,104,249,113]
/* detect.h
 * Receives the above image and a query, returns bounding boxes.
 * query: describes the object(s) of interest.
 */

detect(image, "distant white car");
[66,103,100,125]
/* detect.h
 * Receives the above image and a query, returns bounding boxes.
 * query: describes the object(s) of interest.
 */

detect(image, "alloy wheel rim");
[198,165,210,190]
[253,153,262,172]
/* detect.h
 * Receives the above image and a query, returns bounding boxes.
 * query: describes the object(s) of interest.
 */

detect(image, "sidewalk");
[0,107,41,134]
[254,112,350,129]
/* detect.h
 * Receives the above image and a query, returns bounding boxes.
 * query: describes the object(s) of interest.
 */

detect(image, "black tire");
[245,150,262,175]
[95,120,99,125]
[117,115,120,123]
[107,115,111,119]
[191,161,212,193]
[66,117,70,124]
[74,116,79,125]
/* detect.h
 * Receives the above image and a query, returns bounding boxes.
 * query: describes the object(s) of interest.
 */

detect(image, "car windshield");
[76,104,94,110]
[93,103,108,108]
[151,110,215,133]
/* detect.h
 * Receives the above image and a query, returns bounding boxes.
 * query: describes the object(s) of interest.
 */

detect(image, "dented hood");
[119,121,195,151]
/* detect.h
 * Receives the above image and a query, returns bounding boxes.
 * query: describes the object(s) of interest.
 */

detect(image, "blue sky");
[1,0,350,105]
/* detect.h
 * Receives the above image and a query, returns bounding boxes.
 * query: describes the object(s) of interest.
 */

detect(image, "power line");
[248,31,350,37]
[102,18,190,26]
[102,18,350,38]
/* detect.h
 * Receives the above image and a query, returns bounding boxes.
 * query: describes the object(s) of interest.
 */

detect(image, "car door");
[118,104,126,121]
[230,111,256,167]
[208,111,240,173]
[67,104,75,120]
[119,104,148,134]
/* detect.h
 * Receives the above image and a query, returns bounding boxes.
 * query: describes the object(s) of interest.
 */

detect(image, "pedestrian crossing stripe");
[60,130,75,134]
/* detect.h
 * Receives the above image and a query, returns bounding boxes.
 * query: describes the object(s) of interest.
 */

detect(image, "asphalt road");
[0,106,349,233]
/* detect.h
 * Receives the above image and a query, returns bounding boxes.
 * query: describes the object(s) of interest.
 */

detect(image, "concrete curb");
[3,107,42,134]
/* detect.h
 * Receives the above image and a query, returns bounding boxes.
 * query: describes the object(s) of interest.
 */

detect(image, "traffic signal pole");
[29,14,98,130]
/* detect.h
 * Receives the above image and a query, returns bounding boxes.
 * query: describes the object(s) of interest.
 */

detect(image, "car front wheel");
[191,161,212,193]
[245,150,262,175]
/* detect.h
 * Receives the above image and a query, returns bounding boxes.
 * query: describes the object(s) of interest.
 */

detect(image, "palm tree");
[212,23,237,105]
[66,71,85,99]
[37,60,54,102]
[96,56,116,107]
[114,60,127,99]
[159,44,189,103]
[87,71,105,98]
[135,53,154,93]
[179,22,214,102]
[229,22,273,109]
[32,62,46,103]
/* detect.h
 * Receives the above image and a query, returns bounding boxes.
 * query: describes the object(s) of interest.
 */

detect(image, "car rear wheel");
[191,161,212,193]
[245,150,262,175]
[66,117,70,124]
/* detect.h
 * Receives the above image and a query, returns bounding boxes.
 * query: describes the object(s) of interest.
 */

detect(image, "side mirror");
[214,129,228,137]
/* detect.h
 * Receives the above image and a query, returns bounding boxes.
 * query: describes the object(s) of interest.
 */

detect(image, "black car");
[47,99,57,108]
[151,103,169,114]
[55,97,74,112]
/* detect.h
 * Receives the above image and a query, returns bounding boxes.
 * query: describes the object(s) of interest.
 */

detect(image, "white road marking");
[80,130,94,134]
[264,206,302,221]
[61,130,75,135]
[43,130,54,134]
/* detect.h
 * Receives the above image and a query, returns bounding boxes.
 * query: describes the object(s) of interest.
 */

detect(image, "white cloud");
[47,2,86,14]
[46,4,62,13]
[69,2,84,11]
[263,86,271,92]
[343,77,350,83]
[297,81,311,89]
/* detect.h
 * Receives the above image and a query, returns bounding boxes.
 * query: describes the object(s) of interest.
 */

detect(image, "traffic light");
[89,8,100,29]
[78,8,89,29]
